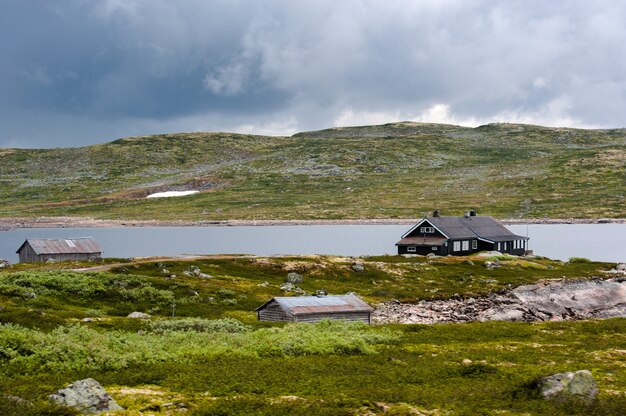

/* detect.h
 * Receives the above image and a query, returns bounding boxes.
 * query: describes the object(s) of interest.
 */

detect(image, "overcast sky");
[2,0,626,148]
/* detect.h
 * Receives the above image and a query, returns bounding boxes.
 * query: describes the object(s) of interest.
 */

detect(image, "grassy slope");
[1,256,625,415]
[0,122,624,220]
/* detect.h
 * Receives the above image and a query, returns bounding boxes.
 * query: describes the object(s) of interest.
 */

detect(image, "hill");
[0,122,624,220]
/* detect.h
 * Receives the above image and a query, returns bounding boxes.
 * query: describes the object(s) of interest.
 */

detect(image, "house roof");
[396,236,448,246]
[255,294,373,315]
[403,215,528,242]
[17,237,102,255]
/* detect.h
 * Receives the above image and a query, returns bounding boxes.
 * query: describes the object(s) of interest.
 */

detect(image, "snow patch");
[146,190,199,198]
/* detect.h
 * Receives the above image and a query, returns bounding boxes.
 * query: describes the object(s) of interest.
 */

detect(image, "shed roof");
[17,237,102,255]
[255,294,373,315]
[404,216,528,242]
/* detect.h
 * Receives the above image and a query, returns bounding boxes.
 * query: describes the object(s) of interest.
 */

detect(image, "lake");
[1,224,624,264]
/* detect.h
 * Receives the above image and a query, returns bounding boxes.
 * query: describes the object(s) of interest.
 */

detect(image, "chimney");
[469,210,476,217]
[432,210,440,217]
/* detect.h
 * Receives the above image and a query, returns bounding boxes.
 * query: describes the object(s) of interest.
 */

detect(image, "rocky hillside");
[0,122,624,220]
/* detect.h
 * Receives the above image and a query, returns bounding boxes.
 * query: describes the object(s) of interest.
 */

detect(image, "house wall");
[398,245,444,256]
[257,303,291,322]
[293,312,371,324]
[17,244,38,263]
[406,220,447,239]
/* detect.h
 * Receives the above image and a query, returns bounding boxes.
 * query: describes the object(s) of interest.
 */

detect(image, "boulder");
[537,370,598,402]
[286,272,304,284]
[49,378,122,413]
[0,259,11,269]
[351,262,365,272]
[127,311,151,319]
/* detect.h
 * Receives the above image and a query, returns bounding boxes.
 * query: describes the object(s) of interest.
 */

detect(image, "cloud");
[1,0,625,147]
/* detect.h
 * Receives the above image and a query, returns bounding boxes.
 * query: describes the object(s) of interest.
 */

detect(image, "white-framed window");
[453,241,461,252]
[497,242,501,251]
[472,240,478,250]
[407,246,416,252]
[462,240,469,251]
[431,246,438,251]
[420,226,435,233]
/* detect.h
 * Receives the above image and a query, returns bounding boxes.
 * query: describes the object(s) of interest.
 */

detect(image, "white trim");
[407,246,417,253]
[401,218,450,239]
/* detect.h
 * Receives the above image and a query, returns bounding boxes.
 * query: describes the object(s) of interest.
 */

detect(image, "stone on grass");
[537,370,598,402]
[49,378,122,413]
[127,311,151,319]
[0,259,11,268]
[286,272,304,284]
[351,262,365,272]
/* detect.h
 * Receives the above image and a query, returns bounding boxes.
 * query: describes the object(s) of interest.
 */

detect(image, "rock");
[462,359,473,365]
[127,311,151,319]
[161,268,170,275]
[351,262,365,272]
[280,282,296,292]
[184,265,211,277]
[0,259,11,268]
[315,288,329,296]
[257,281,269,287]
[81,318,94,323]
[49,378,123,413]
[286,272,304,284]
[484,261,500,269]
[616,263,626,271]
[426,253,437,258]
[537,370,598,402]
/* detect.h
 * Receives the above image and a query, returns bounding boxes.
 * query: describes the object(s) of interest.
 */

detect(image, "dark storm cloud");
[1,0,625,148]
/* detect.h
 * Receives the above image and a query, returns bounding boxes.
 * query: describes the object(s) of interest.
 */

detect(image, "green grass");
[0,256,623,414]
[0,122,624,221]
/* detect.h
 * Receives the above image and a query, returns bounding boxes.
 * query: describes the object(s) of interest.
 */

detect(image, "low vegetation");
[0,255,624,414]
[0,122,624,221]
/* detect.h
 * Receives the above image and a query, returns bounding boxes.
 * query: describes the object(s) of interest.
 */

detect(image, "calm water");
[1,224,624,264]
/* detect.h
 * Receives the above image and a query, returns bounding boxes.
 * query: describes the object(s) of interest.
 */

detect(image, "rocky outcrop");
[373,277,626,324]
[127,311,151,319]
[49,378,122,413]
[537,370,598,402]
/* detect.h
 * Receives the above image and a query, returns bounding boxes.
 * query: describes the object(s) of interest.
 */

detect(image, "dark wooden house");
[396,211,529,256]
[256,294,373,324]
[16,237,102,263]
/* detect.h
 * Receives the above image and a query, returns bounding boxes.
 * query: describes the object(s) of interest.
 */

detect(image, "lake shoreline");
[1,216,624,230]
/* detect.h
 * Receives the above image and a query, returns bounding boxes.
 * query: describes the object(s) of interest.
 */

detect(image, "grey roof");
[17,237,102,255]
[405,216,528,242]
[255,294,373,315]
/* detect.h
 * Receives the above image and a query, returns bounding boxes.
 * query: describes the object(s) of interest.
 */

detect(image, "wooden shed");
[16,237,102,263]
[255,294,373,324]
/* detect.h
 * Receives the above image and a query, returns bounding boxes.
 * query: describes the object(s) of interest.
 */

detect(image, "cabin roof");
[255,294,373,315]
[17,237,102,255]
[402,215,528,242]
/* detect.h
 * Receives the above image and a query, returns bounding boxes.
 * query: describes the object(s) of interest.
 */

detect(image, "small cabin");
[16,237,102,263]
[396,211,529,256]
[255,294,373,324]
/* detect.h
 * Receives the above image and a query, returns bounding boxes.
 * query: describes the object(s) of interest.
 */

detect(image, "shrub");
[150,318,250,334]
[568,257,592,263]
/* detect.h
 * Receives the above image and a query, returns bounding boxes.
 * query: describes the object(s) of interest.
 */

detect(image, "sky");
[2,0,626,148]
